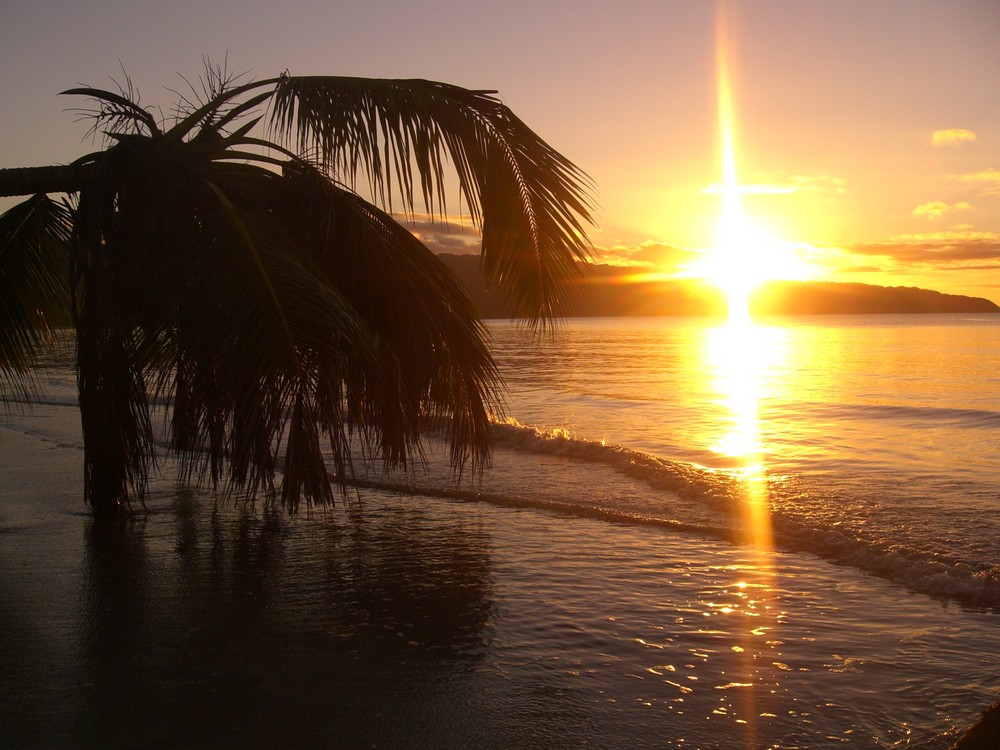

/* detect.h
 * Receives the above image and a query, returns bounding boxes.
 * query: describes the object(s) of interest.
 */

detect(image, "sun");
[690,203,810,320]
[687,5,814,320]
[691,208,771,317]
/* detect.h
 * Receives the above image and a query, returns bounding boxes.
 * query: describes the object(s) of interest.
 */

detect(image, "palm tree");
[0,64,594,515]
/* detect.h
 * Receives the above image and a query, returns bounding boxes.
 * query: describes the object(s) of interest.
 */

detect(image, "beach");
[2,315,999,747]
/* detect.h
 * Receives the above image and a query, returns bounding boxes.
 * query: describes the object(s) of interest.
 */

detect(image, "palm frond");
[0,194,71,401]
[61,86,162,139]
[276,161,504,475]
[158,174,377,508]
[165,78,279,143]
[1,66,596,514]
[155,162,503,508]
[270,76,596,323]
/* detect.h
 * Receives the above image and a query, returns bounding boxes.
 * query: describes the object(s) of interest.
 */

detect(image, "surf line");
[337,473,754,544]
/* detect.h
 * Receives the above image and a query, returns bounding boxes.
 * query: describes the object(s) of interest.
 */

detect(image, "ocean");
[1,314,998,748]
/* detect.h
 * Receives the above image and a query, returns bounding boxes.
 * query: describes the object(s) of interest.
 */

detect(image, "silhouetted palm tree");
[0,64,594,515]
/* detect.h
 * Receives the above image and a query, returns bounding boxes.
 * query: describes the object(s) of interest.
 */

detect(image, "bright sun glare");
[688,7,811,320]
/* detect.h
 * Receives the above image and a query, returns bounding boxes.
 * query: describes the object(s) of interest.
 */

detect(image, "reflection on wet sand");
[5,390,1000,746]
[703,317,781,749]
[14,484,497,748]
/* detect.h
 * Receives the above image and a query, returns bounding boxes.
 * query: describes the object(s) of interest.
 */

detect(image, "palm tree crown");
[0,64,594,514]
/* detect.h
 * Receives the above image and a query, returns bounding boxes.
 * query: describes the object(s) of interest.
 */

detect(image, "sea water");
[1,314,999,748]
[487,314,1000,607]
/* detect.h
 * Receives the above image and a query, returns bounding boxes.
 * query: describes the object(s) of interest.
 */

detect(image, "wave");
[8,390,175,410]
[7,394,80,409]
[8,391,998,610]
[833,402,1000,429]
[761,399,1000,432]
[350,419,1000,611]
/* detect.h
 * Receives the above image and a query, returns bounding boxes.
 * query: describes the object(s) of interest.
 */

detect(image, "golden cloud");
[396,213,483,254]
[912,200,972,219]
[702,182,797,195]
[893,229,997,242]
[912,201,948,219]
[959,168,1000,192]
[591,240,700,270]
[932,128,977,146]
[701,174,845,196]
[850,230,1000,267]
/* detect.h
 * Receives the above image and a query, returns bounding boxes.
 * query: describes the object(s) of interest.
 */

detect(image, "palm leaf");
[0,194,71,401]
[275,161,504,474]
[61,86,162,138]
[0,67,596,514]
[270,76,596,323]
[159,178,377,507]
[171,162,503,507]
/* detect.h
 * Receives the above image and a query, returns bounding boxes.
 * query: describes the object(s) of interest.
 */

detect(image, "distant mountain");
[750,280,1000,315]
[437,254,1000,317]
[438,254,1000,318]
[437,254,727,317]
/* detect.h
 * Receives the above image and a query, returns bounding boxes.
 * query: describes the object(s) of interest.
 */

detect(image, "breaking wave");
[352,418,1000,611]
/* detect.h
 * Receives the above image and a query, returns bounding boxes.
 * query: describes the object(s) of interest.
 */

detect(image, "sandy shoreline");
[3,409,999,747]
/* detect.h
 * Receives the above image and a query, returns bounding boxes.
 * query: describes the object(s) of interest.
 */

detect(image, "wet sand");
[3,413,1000,748]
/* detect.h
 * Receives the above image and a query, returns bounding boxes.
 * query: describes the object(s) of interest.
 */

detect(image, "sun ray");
[709,11,770,321]
[682,3,817,322]
[708,6,776,744]
[713,3,752,321]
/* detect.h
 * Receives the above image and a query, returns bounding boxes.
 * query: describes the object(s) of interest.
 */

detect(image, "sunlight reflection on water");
[488,316,1000,600]
[705,318,772,464]
[3,403,1000,747]
[4,318,1000,747]
[704,315,784,748]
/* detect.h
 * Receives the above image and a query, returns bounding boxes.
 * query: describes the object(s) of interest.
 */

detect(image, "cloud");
[958,168,1000,195]
[912,201,948,219]
[591,240,700,270]
[700,174,846,196]
[912,200,971,219]
[702,182,797,195]
[397,214,483,254]
[838,264,894,274]
[931,129,977,146]
[790,175,847,194]
[420,233,480,253]
[399,213,478,234]
[850,230,1000,268]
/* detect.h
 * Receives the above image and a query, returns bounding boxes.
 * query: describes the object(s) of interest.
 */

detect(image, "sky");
[2,0,999,301]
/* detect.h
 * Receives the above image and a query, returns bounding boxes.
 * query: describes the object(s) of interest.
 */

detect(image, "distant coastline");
[438,254,1000,318]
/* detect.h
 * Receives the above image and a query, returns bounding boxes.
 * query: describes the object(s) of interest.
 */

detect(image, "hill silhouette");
[750,280,999,315]
[438,254,1000,317]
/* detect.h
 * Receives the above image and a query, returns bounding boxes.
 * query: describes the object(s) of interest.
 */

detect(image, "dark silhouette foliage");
[0,63,594,514]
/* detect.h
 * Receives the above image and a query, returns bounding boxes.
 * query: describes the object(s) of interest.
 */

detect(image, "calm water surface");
[488,314,1000,607]
[2,314,999,748]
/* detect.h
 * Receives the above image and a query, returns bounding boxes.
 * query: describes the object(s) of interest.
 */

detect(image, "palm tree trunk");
[0,164,93,198]
[75,266,152,515]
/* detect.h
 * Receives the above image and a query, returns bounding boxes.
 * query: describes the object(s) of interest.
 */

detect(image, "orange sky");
[2,0,998,301]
